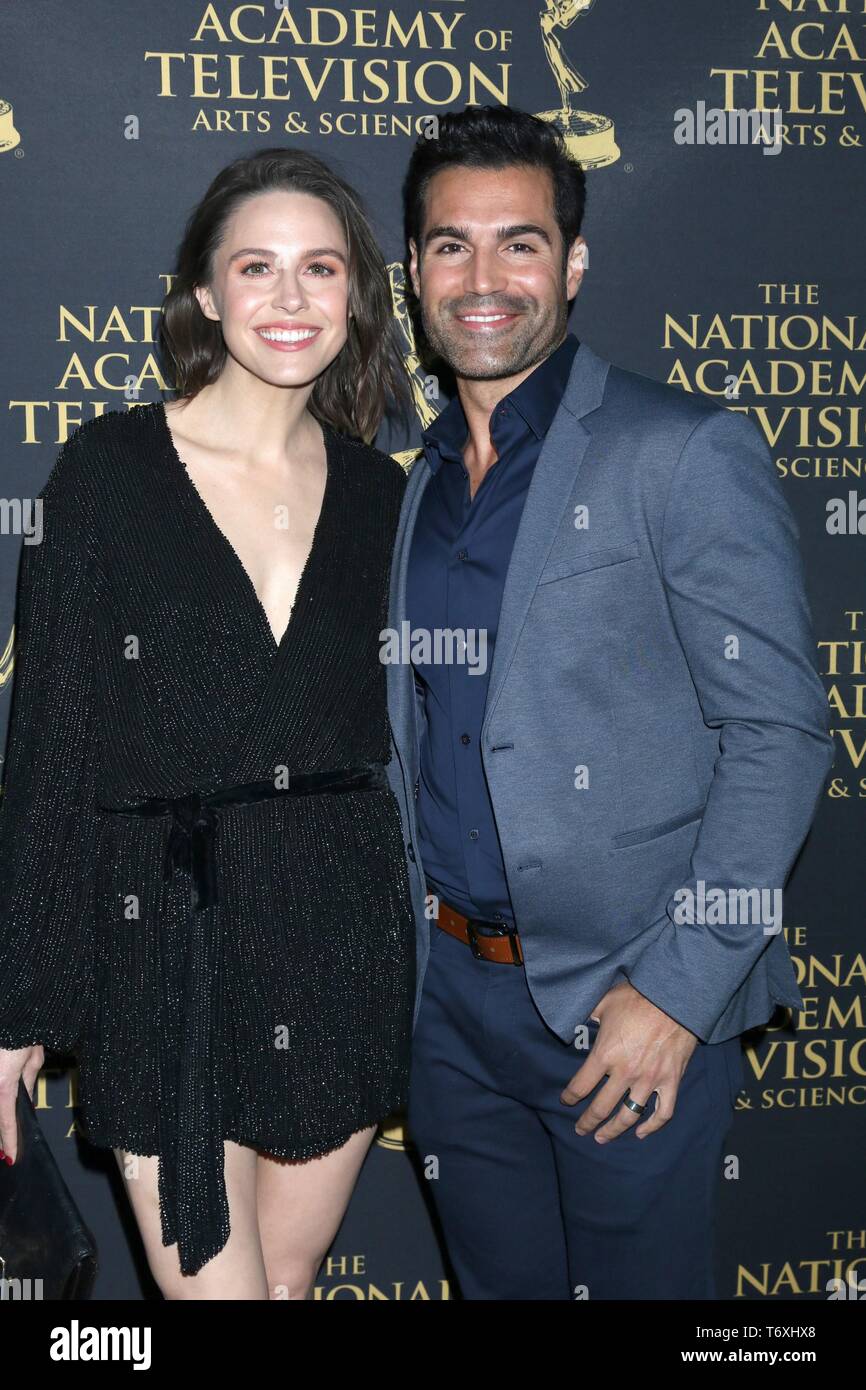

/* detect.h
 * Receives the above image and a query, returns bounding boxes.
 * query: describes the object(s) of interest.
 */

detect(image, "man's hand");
[560,981,699,1142]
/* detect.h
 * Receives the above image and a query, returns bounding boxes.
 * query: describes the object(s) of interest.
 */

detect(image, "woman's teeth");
[257,328,319,342]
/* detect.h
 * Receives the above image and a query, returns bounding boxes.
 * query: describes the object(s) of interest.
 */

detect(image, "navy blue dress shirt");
[407,331,580,923]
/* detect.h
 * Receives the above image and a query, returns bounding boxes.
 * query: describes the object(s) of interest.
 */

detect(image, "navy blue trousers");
[407,920,744,1301]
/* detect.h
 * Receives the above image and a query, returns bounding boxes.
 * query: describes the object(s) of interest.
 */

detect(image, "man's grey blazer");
[384,340,834,1045]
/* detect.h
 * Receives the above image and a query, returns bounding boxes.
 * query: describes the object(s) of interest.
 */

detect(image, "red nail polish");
[4,1155,12,1165]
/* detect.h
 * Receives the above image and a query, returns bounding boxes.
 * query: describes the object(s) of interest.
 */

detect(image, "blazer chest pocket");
[537,539,641,586]
[612,801,706,848]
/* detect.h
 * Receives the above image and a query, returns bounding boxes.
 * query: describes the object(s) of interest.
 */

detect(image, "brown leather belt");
[432,893,524,965]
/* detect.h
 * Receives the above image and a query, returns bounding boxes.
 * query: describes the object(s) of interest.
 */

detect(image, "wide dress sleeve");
[0,439,101,1052]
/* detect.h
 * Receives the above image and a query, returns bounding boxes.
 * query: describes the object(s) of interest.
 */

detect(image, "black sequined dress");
[0,401,415,1275]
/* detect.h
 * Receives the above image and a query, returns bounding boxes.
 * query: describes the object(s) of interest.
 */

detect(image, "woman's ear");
[194,283,219,322]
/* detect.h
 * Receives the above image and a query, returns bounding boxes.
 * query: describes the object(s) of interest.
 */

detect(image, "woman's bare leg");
[256,1125,377,1300]
[113,1140,269,1300]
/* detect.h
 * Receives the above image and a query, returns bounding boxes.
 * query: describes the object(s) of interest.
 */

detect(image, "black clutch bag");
[0,1075,98,1299]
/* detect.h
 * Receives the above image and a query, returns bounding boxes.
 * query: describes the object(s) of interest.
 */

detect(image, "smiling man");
[384,105,833,1300]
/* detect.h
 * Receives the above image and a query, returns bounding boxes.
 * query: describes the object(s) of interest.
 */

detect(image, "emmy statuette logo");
[0,99,21,153]
[535,0,620,169]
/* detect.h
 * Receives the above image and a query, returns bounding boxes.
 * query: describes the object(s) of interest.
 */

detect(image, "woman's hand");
[0,1044,44,1163]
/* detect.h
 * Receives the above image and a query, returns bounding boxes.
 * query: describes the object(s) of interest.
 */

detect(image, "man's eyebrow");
[227,245,347,264]
[423,224,553,249]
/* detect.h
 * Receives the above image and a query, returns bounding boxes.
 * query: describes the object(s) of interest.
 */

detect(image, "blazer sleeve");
[621,406,834,1041]
[0,456,101,1053]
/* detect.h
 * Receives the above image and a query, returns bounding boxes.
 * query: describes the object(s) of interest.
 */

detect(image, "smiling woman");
[0,147,420,1303]
[160,147,409,444]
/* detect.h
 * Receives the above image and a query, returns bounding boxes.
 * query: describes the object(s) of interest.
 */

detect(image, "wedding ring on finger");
[621,1092,648,1116]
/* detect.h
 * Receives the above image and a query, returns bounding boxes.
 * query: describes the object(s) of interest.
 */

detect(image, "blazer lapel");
[388,454,433,772]
[481,341,612,737]
[389,342,612,765]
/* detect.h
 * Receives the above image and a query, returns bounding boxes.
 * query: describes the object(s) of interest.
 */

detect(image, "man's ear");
[566,236,587,300]
[408,238,420,298]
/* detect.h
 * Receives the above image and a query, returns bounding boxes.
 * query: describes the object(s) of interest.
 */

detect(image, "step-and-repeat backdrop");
[0,1,863,1300]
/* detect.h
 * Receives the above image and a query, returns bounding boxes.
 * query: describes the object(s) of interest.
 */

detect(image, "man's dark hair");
[403,105,587,267]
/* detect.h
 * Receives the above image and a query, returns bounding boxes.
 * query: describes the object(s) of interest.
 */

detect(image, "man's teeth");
[258,328,318,342]
[460,314,511,322]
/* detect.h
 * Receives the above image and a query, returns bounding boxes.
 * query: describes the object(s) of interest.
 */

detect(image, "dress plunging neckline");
[156,399,335,657]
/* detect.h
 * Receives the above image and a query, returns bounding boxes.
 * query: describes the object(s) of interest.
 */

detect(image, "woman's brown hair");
[159,147,410,443]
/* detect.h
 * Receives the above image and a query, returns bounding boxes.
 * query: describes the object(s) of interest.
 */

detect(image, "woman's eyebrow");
[228,245,347,264]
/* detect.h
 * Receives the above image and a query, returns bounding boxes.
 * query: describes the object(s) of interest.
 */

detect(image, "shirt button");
[493,912,504,921]
[457,548,469,561]
[460,733,471,745]
[469,829,479,841]
[407,842,416,862]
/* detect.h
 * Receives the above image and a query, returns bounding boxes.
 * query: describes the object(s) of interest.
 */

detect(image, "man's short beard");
[420,295,570,381]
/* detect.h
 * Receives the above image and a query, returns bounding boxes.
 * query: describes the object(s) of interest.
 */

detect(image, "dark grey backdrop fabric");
[0,0,861,1300]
